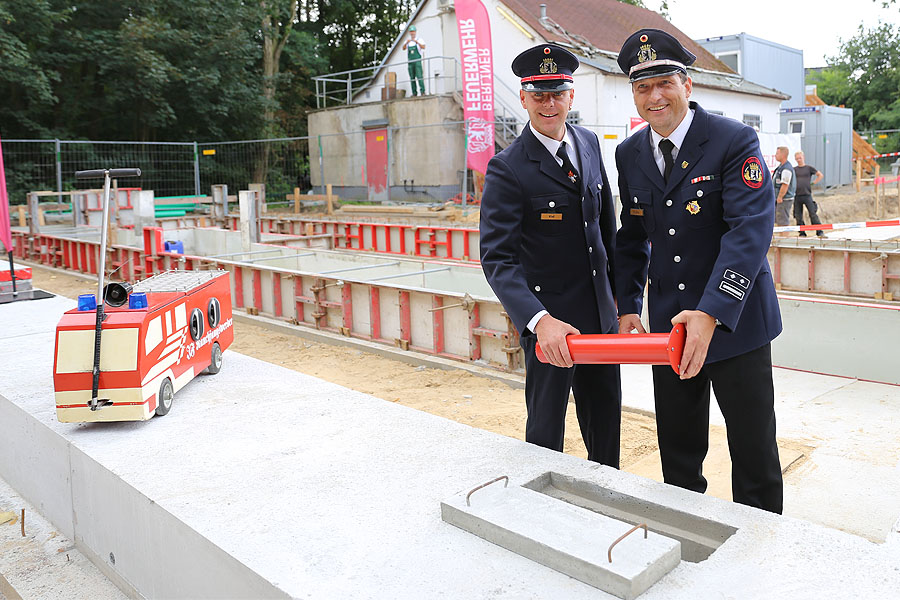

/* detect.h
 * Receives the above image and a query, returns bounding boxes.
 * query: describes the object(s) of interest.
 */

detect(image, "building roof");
[579,52,788,101]
[501,0,733,73]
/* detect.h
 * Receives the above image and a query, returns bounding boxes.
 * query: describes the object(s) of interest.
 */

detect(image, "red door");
[365,127,389,202]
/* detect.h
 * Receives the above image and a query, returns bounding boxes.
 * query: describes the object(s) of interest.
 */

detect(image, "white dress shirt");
[649,108,695,178]
[525,122,580,333]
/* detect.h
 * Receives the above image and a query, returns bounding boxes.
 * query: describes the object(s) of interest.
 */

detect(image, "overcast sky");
[655,0,900,68]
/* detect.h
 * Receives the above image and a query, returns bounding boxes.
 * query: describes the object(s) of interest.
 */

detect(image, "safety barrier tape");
[856,151,900,161]
[774,218,900,233]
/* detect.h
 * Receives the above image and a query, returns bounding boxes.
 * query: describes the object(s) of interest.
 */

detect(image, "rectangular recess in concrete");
[523,472,738,563]
[441,478,681,600]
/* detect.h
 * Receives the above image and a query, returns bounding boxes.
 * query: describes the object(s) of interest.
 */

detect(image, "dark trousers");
[793,194,823,235]
[521,335,622,467]
[651,343,783,514]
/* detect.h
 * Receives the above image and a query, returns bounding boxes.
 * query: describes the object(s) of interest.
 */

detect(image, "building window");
[788,120,805,134]
[716,51,741,75]
[566,110,582,125]
[743,114,761,130]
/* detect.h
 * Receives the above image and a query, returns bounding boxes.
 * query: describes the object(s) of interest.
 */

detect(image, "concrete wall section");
[0,296,77,539]
[308,95,465,193]
[773,295,900,384]
[0,398,74,540]
[67,445,286,599]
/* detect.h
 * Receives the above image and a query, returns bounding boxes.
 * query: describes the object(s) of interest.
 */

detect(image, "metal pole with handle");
[74,168,142,410]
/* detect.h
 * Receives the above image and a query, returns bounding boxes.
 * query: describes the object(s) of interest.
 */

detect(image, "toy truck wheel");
[207,342,223,375]
[155,378,174,416]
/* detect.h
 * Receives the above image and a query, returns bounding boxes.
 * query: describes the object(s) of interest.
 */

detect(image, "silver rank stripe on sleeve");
[719,269,750,300]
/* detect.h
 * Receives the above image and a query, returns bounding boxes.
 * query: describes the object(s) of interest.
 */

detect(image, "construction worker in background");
[403,25,426,96]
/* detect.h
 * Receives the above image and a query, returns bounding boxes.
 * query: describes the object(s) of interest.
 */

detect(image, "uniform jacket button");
[592,269,597,276]
[669,228,676,235]
[666,199,673,206]
[548,201,556,207]
[674,255,681,263]
[678,283,685,290]
[633,197,638,203]
[584,221,587,227]
[534,285,541,292]
[589,246,593,253]
[697,190,703,197]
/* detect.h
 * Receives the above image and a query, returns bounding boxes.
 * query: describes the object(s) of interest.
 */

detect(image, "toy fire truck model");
[53,167,234,423]
[53,270,234,422]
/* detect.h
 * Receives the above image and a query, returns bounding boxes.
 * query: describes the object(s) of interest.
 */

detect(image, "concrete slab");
[441,481,680,600]
[3,296,900,598]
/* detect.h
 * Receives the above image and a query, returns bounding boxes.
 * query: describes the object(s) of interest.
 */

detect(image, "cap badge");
[639,34,648,43]
[741,156,764,189]
[543,47,551,55]
[637,43,657,64]
[686,200,701,215]
[540,57,558,74]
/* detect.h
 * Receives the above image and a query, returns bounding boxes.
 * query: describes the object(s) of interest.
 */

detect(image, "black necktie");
[659,138,675,182]
[556,141,579,185]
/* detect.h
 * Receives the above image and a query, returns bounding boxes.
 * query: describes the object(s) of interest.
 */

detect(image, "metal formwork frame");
[12,226,521,372]
[769,240,900,300]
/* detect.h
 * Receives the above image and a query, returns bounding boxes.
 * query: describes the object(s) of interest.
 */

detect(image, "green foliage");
[0,0,420,142]
[811,21,900,141]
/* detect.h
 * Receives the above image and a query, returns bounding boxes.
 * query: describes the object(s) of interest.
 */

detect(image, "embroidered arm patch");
[741,157,764,189]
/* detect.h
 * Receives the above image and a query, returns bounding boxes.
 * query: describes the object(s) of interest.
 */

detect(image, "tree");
[0,0,69,137]
[810,22,900,151]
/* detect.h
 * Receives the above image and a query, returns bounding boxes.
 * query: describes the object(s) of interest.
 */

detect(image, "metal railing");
[314,55,463,107]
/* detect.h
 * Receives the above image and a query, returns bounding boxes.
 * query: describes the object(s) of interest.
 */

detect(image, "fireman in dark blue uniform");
[614,29,783,513]
[480,44,621,466]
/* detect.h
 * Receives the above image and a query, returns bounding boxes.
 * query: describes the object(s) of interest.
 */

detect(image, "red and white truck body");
[53,270,233,422]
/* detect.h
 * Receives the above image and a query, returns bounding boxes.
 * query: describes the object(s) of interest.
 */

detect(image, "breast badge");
[741,157,764,189]
[685,200,701,215]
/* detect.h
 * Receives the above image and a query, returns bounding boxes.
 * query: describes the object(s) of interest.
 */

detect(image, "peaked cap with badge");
[512,44,579,91]
[617,28,696,82]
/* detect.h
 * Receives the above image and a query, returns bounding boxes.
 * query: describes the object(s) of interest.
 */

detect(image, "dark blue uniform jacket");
[481,124,618,337]
[615,102,782,363]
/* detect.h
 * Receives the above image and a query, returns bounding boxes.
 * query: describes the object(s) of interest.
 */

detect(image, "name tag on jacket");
[541,213,563,221]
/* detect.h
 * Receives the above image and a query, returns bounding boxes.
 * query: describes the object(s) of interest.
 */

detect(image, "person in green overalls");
[402,25,426,96]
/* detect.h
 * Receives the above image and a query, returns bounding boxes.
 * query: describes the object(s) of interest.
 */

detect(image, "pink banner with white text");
[455,0,495,176]
[0,135,12,252]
